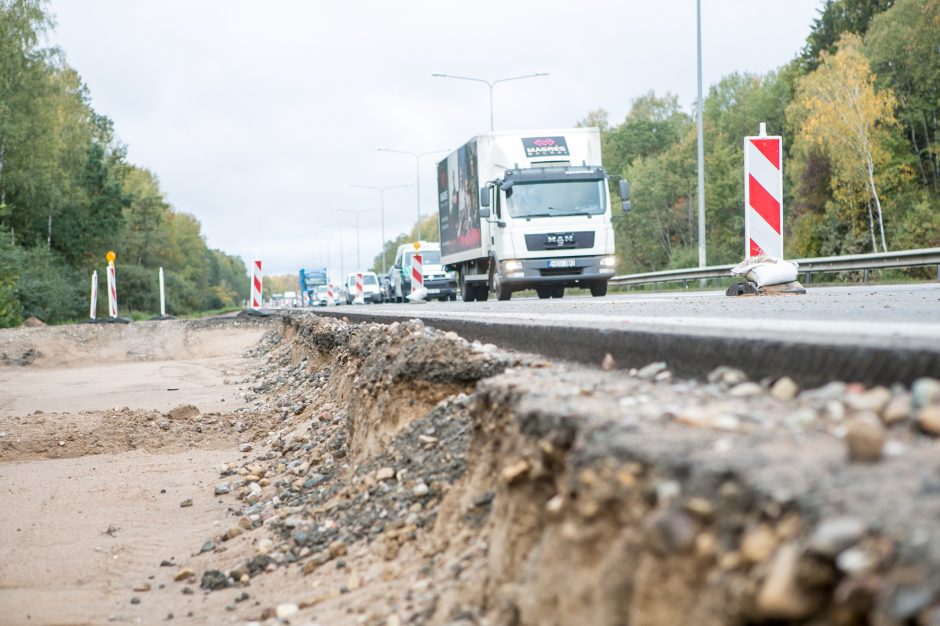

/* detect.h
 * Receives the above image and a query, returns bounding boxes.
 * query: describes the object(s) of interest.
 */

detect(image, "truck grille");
[540,267,583,277]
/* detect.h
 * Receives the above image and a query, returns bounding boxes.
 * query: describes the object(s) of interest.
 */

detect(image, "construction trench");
[3,313,940,626]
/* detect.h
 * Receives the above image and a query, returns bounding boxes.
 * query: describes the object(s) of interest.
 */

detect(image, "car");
[313,285,339,306]
[343,271,382,304]
[387,242,458,302]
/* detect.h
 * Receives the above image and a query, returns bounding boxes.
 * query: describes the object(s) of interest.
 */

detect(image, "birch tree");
[788,33,898,252]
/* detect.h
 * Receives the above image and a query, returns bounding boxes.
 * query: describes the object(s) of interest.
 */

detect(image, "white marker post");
[89,271,98,320]
[250,260,263,309]
[407,241,428,302]
[105,250,118,318]
[159,267,166,317]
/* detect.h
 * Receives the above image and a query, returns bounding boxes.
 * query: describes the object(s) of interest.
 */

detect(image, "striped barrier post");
[744,123,784,259]
[354,273,365,305]
[159,267,166,317]
[250,260,263,309]
[105,250,118,318]
[326,283,335,306]
[89,271,98,320]
[407,246,428,302]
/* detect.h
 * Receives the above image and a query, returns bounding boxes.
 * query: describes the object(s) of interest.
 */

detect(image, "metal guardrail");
[610,247,940,287]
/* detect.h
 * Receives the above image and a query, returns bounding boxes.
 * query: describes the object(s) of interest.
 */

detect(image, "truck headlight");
[600,256,617,268]
[503,260,523,271]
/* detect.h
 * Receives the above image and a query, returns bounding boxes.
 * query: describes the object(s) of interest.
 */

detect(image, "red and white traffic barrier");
[407,251,428,302]
[744,123,784,259]
[326,283,335,306]
[354,272,365,305]
[89,270,98,319]
[106,251,118,318]
[250,260,263,309]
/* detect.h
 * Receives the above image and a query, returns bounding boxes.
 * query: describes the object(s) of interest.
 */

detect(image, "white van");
[343,271,382,304]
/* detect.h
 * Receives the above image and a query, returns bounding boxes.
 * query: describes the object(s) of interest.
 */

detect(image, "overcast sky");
[47,0,823,280]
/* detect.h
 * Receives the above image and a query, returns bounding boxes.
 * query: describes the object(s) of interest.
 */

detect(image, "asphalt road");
[323,283,940,350]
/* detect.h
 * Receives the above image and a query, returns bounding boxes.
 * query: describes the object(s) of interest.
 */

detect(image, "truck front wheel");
[459,273,476,302]
[589,280,608,297]
[490,266,512,301]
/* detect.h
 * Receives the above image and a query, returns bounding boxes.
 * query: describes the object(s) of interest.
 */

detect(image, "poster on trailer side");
[438,140,481,257]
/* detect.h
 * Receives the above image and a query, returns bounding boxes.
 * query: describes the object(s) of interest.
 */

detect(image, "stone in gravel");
[133,583,151,592]
[881,394,912,425]
[238,443,253,453]
[845,386,892,413]
[130,596,140,604]
[771,377,799,401]
[179,498,192,508]
[845,414,885,463]
[173,568,194,582]
[200,569,231,590]
[800,381,847,402]
[807,517,867,559]
[729,382,764,398]
[601,353,616,371]
[328,540,347,558]
[257,538,273,554]
[199,541,214,553]
[223,526,243,541]
[643,508,696,556]
[214,482,231,495]
[741,524,778,564]
[912,378,940,409]
[412,483,429,497]
[835,546,878,576]
[755,543,821,620]
[347,572,361,591]
[707,366,747,387]
[636,361,667,380]
[917,405,940,436]
[501,459,530,484]
[276,604,299,619]
[376,467,395,481]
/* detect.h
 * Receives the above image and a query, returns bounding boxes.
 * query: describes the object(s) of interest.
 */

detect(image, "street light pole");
[696,0,707,269]
[350,183,412,276]
[332,208,379,271]
[431,72,548,131]
[377,148,450,232]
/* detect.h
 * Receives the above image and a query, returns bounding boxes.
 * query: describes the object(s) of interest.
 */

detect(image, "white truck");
[436,128,627,301]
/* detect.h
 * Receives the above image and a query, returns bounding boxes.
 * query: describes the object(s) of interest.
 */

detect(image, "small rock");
[807,517,867,559]
[729,382,764,398]
[912,378,940,409]
[412,483,429,497]
[132,583,151,592]
[200,569,231,591]
[741,524,778,564]
[754,543,822,620]
[917,405,940,436]
[636,361,667,380]
[257,538,274,554]
[328,540,347,558]
[501,459,530,484]
[881,394,911,425]
[238,443,253,453]
[214,482,231,496]
[845,386,892,413]
[276,603,299,619]
[199,541,215,553]
[376,467,395,481]
[643,508,696,556]
[707,366,747,387]
[130,596,140,605]
[771,377,799,401]
[601,353,616,371]
[835,546,878,576]
[223,526,243,541]
[845,414,885,463]
[347,572,361,591]
[173,568,194,582]
[800,381,847,402]
[179,498,192,508]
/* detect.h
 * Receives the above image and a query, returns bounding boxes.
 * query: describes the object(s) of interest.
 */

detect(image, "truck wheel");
[459,274,476,302]
[475,284,489,301]
[551,286,565,299]
[589,280,608,297]
[490,266,512,301]
[448,294,457,302]
[536,287,551,299]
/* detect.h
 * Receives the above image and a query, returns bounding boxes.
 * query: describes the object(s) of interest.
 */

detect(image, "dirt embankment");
[4,313,940,626]
[166,313,940,626]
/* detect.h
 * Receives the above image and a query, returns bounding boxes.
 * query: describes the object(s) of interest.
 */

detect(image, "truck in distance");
[436,128,627,301]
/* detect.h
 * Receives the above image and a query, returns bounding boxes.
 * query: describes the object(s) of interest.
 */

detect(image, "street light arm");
[491,72,549,86]
[431,73,493,87]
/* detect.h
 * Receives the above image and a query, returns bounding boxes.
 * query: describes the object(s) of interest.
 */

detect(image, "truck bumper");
[501,256,615,288]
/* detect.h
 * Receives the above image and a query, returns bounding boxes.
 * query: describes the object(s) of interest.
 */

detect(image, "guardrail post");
[863,269,869,283]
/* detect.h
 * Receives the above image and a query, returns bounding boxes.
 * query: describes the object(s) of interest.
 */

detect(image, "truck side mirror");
[480,186,490,208]
[479,206,491,219]
[618,179,633,213]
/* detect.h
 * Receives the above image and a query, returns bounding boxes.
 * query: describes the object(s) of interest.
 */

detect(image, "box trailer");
[437,128,623,301]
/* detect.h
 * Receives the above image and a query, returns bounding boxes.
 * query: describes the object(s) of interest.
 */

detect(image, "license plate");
[548,259,576,268]
[427,289,440,294]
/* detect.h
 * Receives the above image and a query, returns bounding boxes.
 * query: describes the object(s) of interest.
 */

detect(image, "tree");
[788,33,899,252]
[801,0,895,69]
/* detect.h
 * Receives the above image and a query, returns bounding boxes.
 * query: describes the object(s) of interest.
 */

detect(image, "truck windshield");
[405,250,442,265]
[506,180,606,219]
